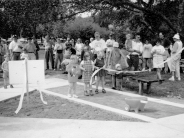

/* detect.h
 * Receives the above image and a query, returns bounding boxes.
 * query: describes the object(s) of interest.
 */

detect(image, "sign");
[9,60,45,84]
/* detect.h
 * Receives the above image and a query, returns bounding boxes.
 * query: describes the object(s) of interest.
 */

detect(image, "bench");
[130,77,164,95]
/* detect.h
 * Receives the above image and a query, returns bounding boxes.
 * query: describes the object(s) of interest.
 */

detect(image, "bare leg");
[101,76,105,89]
[68,83,72,97]
[96,76,100,90]
[4,78,7,88]
[112,75,115,88]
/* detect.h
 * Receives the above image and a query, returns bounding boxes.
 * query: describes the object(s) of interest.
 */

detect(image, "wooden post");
[138,81,143,95]
[147,83,152,94]
[25,59,29,103]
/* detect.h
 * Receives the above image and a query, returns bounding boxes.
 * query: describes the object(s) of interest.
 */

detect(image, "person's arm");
[54,44,58,51]
[66,63,71,72]
[171,42,178,54]
[80,61,86,71]
[93,59,98,69]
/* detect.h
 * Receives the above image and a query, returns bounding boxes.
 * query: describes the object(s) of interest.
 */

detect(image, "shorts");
[3,71,9,79]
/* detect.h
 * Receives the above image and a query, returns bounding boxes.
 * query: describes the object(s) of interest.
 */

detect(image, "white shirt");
[131,40,143,55]
[151,45,165,57]
[90,39,107,54]
[54,43,65,51]
[142,43,152,58]
[75,43,84,55]
[9,41,22,52]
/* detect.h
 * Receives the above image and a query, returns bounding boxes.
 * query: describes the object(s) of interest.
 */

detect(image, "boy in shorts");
[1,55,13,89]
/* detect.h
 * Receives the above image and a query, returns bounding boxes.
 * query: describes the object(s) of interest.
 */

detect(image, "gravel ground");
[0,91,143,122]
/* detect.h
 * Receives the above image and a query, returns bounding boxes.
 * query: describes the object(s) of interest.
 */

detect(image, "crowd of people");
[0,31,183,97]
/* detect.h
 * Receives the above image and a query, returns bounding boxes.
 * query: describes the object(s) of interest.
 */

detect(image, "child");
[20,48,30,60]
[142,39,152,71]
[80,52,94,96]
[151,39,165,83]
[94,51,106,94]
[61,44,76,73]
[1,55,13,89]
[66,55,81,98]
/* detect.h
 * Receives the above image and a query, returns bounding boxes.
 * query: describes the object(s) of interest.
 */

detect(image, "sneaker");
[73,95,78,98]
[67,94,72,98]
[142,68,145,71]
[10,85,13,88]
[178,78,181,81]
[169,77,175,81]
[148,68,152,72]
[89,90,94,96]
[102,89,106,93]
[95,89,99,94]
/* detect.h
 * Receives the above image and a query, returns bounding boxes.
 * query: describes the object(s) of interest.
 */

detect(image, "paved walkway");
[0,78,184,138]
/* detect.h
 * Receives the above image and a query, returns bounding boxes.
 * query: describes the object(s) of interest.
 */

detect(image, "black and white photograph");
[0,0,184,138]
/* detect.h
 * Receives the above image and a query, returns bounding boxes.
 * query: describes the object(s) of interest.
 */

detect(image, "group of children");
[66,49,106,98]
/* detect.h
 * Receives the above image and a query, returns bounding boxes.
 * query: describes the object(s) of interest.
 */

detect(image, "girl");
[66,55,81,98]
[94,51,106,94]
[80,51,94,96]
[151,39,165,83]
[142,39,152,71]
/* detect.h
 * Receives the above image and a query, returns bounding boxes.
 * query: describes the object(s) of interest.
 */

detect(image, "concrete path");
[0,77,184,138]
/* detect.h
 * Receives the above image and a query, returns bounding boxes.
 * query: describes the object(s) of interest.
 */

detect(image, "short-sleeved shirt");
[44,41,54,50]
[9,41,22,52]
[131,40,143,55]
[75,43,84,55]
[90,39,107,54]
[24,43,36,53]
[54,43,65,51]
[151,45,165,57]
[142,44,152,58]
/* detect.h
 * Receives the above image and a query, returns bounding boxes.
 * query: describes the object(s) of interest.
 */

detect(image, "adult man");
[159,32,171,48]
[127,34,143,71]
[90,32,107,60]
[24,37,36,60]
[44,35,54,70]
[9,35,23,60]
[169,33,183,81]
[33,37,40,60]
[0,38,6,71]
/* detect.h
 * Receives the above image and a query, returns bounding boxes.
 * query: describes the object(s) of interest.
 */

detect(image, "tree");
[62,0,184,40]
[62,17,109,40]
[0,0,64,38]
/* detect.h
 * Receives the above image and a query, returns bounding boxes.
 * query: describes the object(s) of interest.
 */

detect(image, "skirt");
[153,56,164,68]
[96,69,106,77]
[82,71,93,84]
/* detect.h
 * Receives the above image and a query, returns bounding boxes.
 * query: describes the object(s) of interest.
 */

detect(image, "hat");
[173,33,180,40]
[113,42,119,48]
[106,39,114,46]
